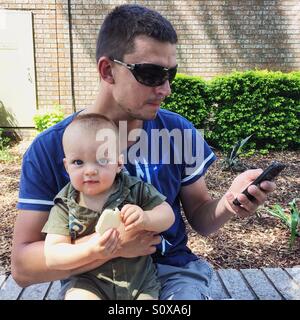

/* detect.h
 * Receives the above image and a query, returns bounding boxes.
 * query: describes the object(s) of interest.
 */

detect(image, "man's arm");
[180,170,276,237]
[11,210,161,287]
[11,210,70,287]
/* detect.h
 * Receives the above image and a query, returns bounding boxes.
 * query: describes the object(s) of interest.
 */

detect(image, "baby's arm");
[121,202,175,233]
[44,228,120,270]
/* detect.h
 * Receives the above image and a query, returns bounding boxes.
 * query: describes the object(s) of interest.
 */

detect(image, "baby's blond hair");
[63,113,120,157]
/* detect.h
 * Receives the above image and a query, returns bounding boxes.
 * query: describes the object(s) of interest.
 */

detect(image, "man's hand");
[116,230,161,258]
[224,169,276,217]
[75,228,161,258]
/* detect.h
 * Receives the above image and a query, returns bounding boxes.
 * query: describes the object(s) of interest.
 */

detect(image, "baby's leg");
[136,278,160,300]
[60,277,102,300]
[135,264,161,300]
[65,287,101,300]
[136,292,158,300]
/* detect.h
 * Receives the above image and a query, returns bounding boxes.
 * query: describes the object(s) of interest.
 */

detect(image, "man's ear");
[117,154,124,172]
[97,57,114,84]
[63,158,69,173]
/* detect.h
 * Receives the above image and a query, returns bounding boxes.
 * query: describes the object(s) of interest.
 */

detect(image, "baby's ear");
[63,158,69,173]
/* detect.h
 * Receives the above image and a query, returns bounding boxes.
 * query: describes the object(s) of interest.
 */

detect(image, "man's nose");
[154,80,172,97]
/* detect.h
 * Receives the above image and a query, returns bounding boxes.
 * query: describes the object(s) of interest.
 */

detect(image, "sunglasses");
[110,58,177,87]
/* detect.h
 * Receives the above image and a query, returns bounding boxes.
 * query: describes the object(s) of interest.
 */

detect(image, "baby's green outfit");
[42,171,166,300]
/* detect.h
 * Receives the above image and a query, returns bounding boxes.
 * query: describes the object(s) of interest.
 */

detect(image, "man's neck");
[84,90,144,130]
[82,90,144,148]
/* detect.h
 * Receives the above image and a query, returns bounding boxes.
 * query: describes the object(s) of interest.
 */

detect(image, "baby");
[42,113,174,300]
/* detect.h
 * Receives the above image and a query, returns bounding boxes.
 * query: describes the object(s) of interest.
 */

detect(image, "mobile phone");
[233,161,286,206]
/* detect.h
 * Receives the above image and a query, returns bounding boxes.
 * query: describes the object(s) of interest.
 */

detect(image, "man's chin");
[146,111,158,120]
[127,107,160,121]
[132,112,158,121]
[143,107,160,120]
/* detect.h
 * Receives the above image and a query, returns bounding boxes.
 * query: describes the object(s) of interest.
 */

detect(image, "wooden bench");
[1,267,300,300]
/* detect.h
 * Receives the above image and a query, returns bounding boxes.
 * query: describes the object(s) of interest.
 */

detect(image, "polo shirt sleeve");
[138,182,167,211]
[181,124,217,187]
[41,203,70,236]
[17,138,62,212]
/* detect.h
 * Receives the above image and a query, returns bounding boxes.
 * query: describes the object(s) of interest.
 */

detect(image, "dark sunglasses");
[110,58,177,87]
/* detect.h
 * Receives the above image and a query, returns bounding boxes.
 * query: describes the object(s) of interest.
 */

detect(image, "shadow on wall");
[63,1,295,74]
[171,0,294,72]
[68,2,111,66]
[203,1,292,71]
[0,100,21,142]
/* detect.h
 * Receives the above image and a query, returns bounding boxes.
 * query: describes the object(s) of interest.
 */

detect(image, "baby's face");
[63,130,122,196]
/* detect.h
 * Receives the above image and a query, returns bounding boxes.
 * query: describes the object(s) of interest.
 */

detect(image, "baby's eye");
[72,159,83,166]
[97,158,109,166]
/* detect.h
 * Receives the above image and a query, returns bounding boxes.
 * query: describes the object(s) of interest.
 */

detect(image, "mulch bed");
[188,150,300,269]
[0,146,299,275]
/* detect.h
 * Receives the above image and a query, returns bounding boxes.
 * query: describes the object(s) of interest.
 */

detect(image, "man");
[12,4,275,299]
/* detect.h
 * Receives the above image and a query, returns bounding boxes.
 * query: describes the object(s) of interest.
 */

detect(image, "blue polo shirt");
[18,109,216,267]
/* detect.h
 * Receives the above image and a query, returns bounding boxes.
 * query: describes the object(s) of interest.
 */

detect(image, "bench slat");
[218,269,255,300]
[0,274,7,288]
[240,269,282,300]
[0,275,23,300]
[263,267,300,300]
[210,271,230,300]
[285,267,300,286]
[1,267,300,300]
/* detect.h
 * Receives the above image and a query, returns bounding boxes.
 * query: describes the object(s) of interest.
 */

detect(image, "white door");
[0,10,37,127]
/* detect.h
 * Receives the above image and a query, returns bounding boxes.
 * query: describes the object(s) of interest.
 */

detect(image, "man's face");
[111,35,177,121]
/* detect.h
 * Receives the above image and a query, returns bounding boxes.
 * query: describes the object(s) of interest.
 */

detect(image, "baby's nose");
[85,165,98,175]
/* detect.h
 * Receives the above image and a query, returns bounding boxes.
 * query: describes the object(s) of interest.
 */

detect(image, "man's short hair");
[96,4,177,63]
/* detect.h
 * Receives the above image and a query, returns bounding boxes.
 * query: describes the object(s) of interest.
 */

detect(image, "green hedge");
[161,74,209,129]
[162,70,300,152]
[33,105,65,132]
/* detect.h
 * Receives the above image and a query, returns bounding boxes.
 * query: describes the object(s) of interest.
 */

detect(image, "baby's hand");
[87,228,120,259]
[120,204,149,232]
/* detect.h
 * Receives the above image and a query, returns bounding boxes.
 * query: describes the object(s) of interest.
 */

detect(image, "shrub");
[0,129,15,162]
[0,128,11,149]
[267,199,300,248]
[161,74,210,129]
[221,134,252,171]
[33,104,65,132]
[206,70,300,152]
[162,70,299,153]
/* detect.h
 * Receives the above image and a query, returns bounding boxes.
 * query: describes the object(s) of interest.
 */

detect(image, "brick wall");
[1,0,299,116]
